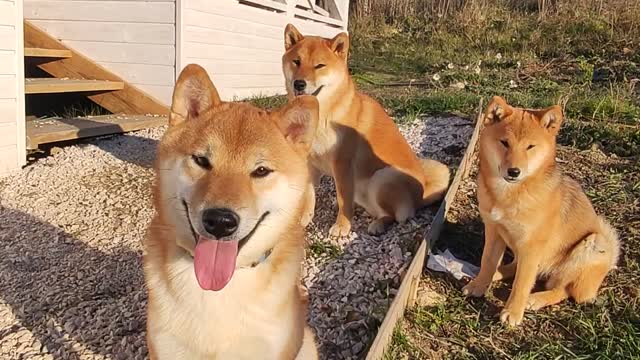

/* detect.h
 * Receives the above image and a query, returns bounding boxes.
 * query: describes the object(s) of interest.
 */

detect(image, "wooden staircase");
[23,21,169,149]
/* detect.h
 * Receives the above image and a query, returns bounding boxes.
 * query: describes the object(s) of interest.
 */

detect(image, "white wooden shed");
[0,0,348,175]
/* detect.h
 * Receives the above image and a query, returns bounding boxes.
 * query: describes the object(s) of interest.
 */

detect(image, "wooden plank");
[24,1,175,24]
[181,58,281,76]
[24,78,125,94]
[96,63,175,86]
[23,21,169,115]
[24,47,72,58]
[26,114,168,148]
[29,20,175,45]
[187,0,283,27]
[184,42,280,63]
[364,100,484,360]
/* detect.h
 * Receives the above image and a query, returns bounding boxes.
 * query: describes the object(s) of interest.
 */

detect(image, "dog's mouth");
[295,85,324,97]
[503,176,520,183]
[182,200,270,291]
[181,200,269,249]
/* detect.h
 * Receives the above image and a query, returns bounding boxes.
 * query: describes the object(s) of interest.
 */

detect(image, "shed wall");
[23,0,177,104]
[0,0,26,175]
[180,0,349,100]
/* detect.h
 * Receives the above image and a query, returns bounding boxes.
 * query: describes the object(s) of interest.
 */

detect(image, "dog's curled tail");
[594,216,622,270]
[419,158,451,207]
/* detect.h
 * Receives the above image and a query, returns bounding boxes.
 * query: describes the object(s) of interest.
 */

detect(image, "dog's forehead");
[288,37,332,58]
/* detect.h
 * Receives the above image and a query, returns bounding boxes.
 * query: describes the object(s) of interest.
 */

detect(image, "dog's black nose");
[293,80,306,91]
[507,168,521,178]
[202,208,239,238]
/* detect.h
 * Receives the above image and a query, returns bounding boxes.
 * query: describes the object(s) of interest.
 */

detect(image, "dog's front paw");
[329,219,351,237]
[462,279,489,297]
[367,219,387,235]
[499,306,524,326]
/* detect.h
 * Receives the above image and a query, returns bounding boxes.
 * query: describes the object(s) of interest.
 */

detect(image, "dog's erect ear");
[170,64,222,126]
[273,96,319,149]
[284,24,304,50]
[534,105,563,136]
[483,96,513,125]
[329,32,349,61]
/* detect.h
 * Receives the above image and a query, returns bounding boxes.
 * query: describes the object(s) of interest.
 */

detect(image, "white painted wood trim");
[16,0,25,167]
[176,0,184,80]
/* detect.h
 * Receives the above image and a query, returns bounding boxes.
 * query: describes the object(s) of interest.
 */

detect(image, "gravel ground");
[0,116,473,360]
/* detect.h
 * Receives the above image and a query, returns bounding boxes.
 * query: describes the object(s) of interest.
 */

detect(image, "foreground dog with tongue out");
[143,64,319,359]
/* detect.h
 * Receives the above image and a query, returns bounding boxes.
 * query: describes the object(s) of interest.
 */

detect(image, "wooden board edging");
[365,99,485,360]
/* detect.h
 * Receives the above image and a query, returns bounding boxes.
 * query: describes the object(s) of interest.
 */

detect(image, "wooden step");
[25,78,125,94]
[24,47,72,58]
[26,114,167,148]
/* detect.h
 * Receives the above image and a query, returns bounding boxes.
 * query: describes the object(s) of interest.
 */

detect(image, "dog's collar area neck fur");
[244,247,273,269]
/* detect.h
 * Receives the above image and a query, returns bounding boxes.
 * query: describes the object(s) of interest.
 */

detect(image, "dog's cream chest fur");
[147,254,298,359]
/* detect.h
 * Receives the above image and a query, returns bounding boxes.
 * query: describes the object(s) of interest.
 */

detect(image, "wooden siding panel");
[97,63,175,86]
[0,26,17,51]
[0,75,17,99]
[185,26,282,51]
[0,144,18,174]
[30,20,175,44]
[0,99,17,124]
[0,2,16,26]
[135,84,173,105]
[184,42,279,63]
[24,1,175,23]
[63,41,175,66]
[0,52,16,75]
[184,9,282,39]
[0,122,17,146]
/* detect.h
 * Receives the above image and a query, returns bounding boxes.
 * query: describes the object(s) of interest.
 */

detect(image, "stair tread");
[25,78,125,94]
[24,47,72,58]
[26,114,167,148]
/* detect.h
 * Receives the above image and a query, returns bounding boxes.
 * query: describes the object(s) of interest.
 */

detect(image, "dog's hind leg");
[526,287,568,310]
[493,261,517,281]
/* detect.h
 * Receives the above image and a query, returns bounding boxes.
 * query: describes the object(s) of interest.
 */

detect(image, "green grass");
[339,1,640,358]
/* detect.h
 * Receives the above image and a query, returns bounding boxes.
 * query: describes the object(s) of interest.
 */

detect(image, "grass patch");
[308,239,343,258]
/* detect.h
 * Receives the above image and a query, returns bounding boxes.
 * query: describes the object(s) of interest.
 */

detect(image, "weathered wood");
[26,114,167,149]
[24,47,72,58]
[25,78,125,94]
[23,21,169,116]
[364,100,484,360]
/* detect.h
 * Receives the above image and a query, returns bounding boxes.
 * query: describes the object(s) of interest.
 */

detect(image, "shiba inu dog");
[282,24,451,236]
[144,64,318,359]
[463,96,620,326]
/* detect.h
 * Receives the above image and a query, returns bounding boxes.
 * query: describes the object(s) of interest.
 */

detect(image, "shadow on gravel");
[89,134,159,169]
[0,206,148,359]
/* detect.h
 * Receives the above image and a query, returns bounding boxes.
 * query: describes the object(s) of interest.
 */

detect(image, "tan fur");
[144,64,318,359]
[282,24,451,236]
[463,96,621,326]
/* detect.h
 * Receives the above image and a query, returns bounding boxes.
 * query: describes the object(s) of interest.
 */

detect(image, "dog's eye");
[315,64,326,69]
[500,140,509,148]
[527,144,536,150]
[251,166,273,178]
[293,59,301,67]
[191,155,211,169]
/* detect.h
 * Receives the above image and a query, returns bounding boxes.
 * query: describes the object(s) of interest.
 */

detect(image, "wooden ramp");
[26,114,167,149]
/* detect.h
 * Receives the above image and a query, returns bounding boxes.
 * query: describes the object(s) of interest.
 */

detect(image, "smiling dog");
[463,97,620,326]
[282,24,450,236]
[144,64,318,359]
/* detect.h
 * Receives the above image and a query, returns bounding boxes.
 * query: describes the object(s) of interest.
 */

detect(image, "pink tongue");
[194,236,239,291]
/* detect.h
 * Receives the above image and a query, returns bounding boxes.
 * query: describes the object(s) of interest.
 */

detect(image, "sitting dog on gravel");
[144,64,318,359]
[463,96,620,326]
[282,24,450,237]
